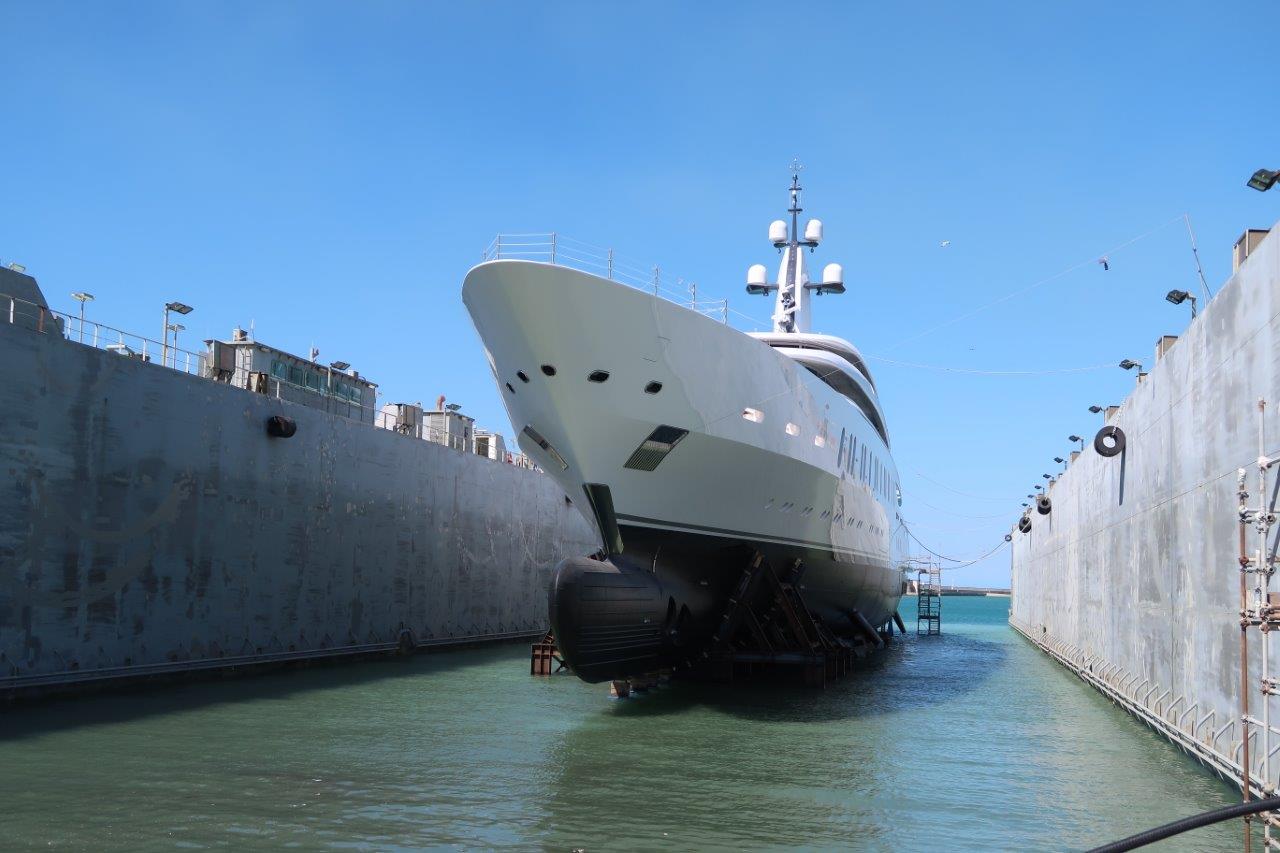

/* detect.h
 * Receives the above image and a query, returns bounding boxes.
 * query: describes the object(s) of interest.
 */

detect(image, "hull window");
[743,407,764,423]
[785,422,800,436]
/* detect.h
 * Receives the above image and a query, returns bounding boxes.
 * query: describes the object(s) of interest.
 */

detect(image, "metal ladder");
[917,565,942,635]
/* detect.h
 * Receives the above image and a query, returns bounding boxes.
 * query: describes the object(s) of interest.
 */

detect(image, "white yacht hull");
[463,260,907,681]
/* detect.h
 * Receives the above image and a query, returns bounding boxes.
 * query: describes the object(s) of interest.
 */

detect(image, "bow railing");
[481,232,760,326]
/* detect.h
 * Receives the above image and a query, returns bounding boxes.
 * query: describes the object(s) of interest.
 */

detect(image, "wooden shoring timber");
[530,630,564,676]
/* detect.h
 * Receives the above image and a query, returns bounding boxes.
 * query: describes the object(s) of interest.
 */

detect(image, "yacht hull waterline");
[463,185,907,683]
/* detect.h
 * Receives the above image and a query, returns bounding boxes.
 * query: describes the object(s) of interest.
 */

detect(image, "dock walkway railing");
[1,290,540,470]
[480,232,753,326]
[5,292,205,375]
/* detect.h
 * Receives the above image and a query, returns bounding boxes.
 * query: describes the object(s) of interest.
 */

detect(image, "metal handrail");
[4,292,205,375]
[480,232,758,328]
[1,291,541,471]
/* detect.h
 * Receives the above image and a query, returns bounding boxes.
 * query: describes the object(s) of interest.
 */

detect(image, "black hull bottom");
[550,525,903,683]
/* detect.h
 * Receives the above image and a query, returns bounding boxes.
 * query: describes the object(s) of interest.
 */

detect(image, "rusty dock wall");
[0,273,599,696]
[1009,222,1280,792]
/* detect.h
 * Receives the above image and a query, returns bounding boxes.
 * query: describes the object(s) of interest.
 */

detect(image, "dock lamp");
[1165,289,1197,318]
[162,301,193,367]
[70,291,94,343]
[1054,456,1066,470]
[1247,168,1280,192]
[1034,484,1043,491]
[1089,405,1104,414]
[1042,473,1052,480]
[1069,434,1084,452]
[1119,359,1143,372]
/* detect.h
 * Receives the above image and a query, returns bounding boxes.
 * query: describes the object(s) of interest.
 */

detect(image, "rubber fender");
[1004,533,1012,542]
[1095,424,1126,458]
[266,415,297,438]
[1018,515,1032,534]
[1036,494,1052,515]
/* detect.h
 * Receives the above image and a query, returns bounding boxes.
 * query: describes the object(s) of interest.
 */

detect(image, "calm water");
[0,597,1241,851]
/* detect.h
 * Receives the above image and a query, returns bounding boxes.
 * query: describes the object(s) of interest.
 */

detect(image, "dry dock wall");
[0,283,598,694]
[1010,222,1280,790]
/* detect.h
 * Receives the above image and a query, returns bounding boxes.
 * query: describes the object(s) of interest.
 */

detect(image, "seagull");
[940,240,951,248]
[1098,256,1110,271]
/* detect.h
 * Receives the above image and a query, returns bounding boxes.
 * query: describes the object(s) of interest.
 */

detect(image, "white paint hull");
[463,260,907,670]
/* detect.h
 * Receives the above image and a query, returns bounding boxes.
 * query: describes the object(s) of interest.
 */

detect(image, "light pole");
[166,323,186,367]
[162,301,193,367]
[328,361,350,413]
[1166,289,1197,319]
[1119,359,1143,373]
[1069,434,1084,452]
[71,292,94,343]
[1055,456,1066,471]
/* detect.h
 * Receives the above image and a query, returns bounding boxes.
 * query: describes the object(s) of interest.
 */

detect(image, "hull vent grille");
[624,425,689,471]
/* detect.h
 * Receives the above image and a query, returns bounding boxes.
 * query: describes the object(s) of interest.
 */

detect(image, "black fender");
[1036,494,1052,515]
[1018,515,1032,534]
[266,415,297,438]
[1095,425,1125,457]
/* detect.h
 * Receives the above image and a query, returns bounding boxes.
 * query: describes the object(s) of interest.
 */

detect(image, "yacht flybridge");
[462,170,907,683]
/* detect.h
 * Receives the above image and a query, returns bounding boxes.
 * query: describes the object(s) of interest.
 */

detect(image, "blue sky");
[3,2,1278,587]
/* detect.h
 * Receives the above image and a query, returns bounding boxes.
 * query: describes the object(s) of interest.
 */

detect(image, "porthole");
[505,382,515,394]
[517,371,529,383]
[541,364,557,377]
[644,381,662,394]
[588,370,610,383]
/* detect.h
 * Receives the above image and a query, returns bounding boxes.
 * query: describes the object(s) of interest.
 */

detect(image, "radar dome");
[804,219,823,244]
[822,263,844,285]
[747,264,768,286]
[768,220,787,245]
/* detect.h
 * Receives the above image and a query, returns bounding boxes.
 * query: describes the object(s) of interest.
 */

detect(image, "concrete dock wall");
[0,293,599,694]
[1010,222,1280,789]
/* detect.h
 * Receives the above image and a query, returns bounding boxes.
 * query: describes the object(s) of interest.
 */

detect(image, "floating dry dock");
[1010,225,1280,812]
[0,266,597,698]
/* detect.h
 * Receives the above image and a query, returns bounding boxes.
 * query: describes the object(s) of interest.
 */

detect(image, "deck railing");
[5,292,205,375]
[480,232,752,326]
[1,291,539,470]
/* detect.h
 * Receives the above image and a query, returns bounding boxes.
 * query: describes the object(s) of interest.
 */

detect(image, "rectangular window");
[742,407,763,423]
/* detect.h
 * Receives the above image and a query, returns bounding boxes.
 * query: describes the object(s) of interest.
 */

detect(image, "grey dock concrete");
[0,268,599,697]
[1009,221,1280,793]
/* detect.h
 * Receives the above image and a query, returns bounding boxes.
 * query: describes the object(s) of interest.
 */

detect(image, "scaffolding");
[917,562,942,636]
[1238,398,1280,852]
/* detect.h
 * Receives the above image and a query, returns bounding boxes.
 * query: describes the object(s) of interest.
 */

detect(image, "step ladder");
[917,565,942,635]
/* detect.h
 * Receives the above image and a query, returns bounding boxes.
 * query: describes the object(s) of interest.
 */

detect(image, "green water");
[0,597,1241,851]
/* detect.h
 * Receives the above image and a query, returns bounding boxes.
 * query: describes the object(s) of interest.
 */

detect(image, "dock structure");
[1009,222,1280,843]
[0,266,600,699]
